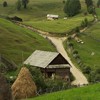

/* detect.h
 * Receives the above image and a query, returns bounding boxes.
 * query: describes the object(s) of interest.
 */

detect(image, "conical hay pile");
[11,67,37,99]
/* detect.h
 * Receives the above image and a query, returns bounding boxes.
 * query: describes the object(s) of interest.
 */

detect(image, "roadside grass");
[25,83,100,100]
[0,18,56,65]
[64,22,100,69]
[96,8,100,19]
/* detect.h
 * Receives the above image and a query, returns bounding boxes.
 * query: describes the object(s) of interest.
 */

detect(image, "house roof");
[24,50,59,68]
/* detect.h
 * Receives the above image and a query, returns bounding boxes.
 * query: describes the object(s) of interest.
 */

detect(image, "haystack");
[11,67,37,99]
[0,74,12,100]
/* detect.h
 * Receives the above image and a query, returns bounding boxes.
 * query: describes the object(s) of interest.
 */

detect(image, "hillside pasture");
[69,22,100,69]
[0,18,56,64]
[24,16,93,34]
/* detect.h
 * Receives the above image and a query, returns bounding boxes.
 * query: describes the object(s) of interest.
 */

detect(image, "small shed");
[24,50,71,81]
[47,14,59,20]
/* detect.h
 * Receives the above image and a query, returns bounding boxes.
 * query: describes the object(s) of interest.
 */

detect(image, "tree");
[97,0,100,7]
[3,1,8,7]
[16,0,21,10]
[0,74,12,100]
[87,6,95,14]
[28,66,46,90]
[85,0,93,7]
[85,0,95,14]
[64,0,81,17]
[22,0,29,9]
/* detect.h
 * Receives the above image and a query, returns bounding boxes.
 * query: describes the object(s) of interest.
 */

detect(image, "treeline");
[63,0,100,17]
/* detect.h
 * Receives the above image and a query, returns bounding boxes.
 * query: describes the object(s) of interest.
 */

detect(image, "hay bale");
[0,74,12,100]
[11,67,37,99]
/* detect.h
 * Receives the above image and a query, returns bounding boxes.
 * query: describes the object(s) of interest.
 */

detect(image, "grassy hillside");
[24,16,92,34]
[0,0,65,20]
[25,83,100,100]
[70,22,100,69]
[0,18,56,64]
[0,0,93,34]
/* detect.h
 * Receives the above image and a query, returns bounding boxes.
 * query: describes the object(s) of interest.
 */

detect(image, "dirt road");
[47,37,88,85]
[16,22,89,85]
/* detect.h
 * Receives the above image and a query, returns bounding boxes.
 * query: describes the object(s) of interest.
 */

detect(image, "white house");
[47,14,59,20]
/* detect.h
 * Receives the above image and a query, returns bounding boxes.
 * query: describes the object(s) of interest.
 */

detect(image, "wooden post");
[45,68,46,78]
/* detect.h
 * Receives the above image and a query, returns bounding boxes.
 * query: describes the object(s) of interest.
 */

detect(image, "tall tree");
[3,1,8,7]
[22,0,29,9]
[16,0,21,10]
[64,0,81,17]
[85,0,95,14]
[85,0,93,7]
[97,0,100,7]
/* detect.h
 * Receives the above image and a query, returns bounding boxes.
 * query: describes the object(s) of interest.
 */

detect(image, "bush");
[81,18,89,28]
[82,66,91,74]
[3,1,8,7]
[75,26,80,33]
[27,66,46,90]
[87,6,95,14]
[45,79,69,91]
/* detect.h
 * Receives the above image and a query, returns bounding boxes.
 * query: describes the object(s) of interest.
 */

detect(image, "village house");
[47,14,59,20]
[24,50,71,81]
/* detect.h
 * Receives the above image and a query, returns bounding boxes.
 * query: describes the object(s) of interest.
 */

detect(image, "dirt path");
[47,37,88,85]
[16,22,88,85]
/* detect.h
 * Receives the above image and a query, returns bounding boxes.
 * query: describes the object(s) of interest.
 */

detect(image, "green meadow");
[0,18,56,64]
[67,22,100,69]
[25,83,100,100]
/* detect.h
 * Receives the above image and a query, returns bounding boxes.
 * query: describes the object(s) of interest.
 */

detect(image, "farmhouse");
[47,14,59,20]
[24,50,71,81]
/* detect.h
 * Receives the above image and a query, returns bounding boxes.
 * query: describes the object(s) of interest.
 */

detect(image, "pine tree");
[64,0,81,17]
[22,0,29,9]
[97,0,100,7]
[85,0,93,7]
[85,0,95,14]
[3,1,8,7]
[16,0,21,10]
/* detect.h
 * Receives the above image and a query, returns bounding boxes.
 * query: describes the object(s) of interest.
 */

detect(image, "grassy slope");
[0,18,56,64]
[0,0,93,34]
[69,22,100,69]
[26,83,100,100]
[24,16,92,34]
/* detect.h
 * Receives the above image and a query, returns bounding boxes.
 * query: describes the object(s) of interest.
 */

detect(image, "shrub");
[27,66,46,90]
[75,26,80,33]
[82,66,91,74]
[3,1,8,7]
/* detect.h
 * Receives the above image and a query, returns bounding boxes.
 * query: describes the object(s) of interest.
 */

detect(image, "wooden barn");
[24,50,71,81]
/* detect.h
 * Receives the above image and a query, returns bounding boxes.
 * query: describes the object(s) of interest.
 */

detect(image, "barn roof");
[24,50,60,68]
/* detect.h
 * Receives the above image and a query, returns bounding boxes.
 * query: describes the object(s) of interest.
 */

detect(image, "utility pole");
[22,51,24,66]
[0,54,1,67]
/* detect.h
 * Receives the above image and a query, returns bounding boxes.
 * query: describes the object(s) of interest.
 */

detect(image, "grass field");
[24,16,93,34]
[96,8,100,19]
[67,22,100,69]
[0,0,65,20]
[0,0,93,34]
[25,83,100,100]
[0,18,56,64]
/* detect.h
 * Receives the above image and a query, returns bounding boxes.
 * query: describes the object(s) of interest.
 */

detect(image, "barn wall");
[49,54,69,65]
[41,68,70,81]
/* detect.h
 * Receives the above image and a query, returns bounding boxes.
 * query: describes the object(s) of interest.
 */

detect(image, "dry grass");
[11,67,37,99]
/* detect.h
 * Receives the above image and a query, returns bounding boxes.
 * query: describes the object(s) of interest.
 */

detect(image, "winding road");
[16,22,89,85]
